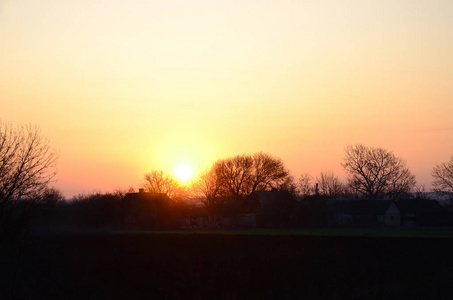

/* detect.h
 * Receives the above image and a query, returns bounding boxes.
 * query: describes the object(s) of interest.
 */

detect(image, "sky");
[1,0,452,197]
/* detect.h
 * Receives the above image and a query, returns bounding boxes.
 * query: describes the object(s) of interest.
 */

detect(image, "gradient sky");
[1,0,452,197]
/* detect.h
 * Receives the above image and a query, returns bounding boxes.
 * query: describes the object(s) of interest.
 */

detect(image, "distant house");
[182,190,298,229]
[396,198,453,227]
[220,213,257,228]
[329,200,400,227]
[242,190,297,227]
[245,190,296,212]
[184,206,220,229]
[123,189,176,229]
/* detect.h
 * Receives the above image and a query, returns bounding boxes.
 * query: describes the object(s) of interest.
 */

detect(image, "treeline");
[32,145,450,232]
[2,120,453,239]
[33,190,131,234]
[37,188,326,232]
[143,145,434,206]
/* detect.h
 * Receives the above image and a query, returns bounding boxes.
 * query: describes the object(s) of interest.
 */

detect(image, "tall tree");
[316,171,344,198]
[0,121,58,239]
[0,122,58,202]
[143,170,179,199]
[297,173,313,198]
[341,144,416,199]
[250,152,291,192]
[214,153,292,200]
[192,167,225,209]
[432,156,453,195]
[214,155,254,199]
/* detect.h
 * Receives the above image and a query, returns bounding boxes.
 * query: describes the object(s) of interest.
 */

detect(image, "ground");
[1,229,453,299]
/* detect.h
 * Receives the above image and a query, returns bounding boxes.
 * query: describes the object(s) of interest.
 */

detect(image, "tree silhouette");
[214,154,254,199]
[251,152,292,192]
[212,152,292,200]
[0,121,58,239]
[192,167,225,210]
[315,171,344,198]
[143,170,179,199]
[297,173,313,198]
[342,144,416,199]
[432,156,453,195]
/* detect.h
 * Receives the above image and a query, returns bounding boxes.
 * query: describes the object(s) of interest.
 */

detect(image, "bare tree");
[143,170,179,199]
[0,121,58,239]
[192,166,225,209]
[214,154,254,199]
[297,173,313,198]
[341,144,416,199]
[214,153,292,200]
[40,187,65,208]
[432,156,453,195]
[250,152,291,192]
[276,174,297,195]
[171,185,194,205]
[316,171,344,198]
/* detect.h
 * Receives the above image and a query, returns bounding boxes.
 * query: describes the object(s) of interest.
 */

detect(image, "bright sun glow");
[175,165,193,182]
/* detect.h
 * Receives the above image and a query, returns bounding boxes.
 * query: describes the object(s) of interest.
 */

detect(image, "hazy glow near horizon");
[1,0,452,197]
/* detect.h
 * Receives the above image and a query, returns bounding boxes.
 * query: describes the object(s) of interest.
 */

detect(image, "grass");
[3,229,453,299]
[48,226,453,238]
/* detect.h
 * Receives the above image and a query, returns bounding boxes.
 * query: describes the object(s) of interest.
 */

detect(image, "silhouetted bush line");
[6,147,453,240]
[32,191,129,234]
[33,192,331,233]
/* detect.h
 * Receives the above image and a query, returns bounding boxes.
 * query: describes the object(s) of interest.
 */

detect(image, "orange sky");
[1,0,452,197]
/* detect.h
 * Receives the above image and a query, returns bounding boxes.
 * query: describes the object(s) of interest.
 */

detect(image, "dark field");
[2,232,453,299]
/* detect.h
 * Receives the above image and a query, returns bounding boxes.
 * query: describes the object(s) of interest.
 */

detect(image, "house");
[329,200,400,227]
[396,198,453,227]
[245,190,296,212]
[123,189,178,229]
[189,190,296,228]
[242,190,297,227]
[184,206,220,229]
[220,213,257,228]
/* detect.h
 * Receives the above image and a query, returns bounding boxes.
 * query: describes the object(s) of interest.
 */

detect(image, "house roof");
[189,206,210,217]
[330,200,394,216]
[123,192,171,211]
[124,191,169,202]
[246,190,295,212]
[396,198,448,214]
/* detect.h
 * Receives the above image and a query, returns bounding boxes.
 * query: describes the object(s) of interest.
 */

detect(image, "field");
[2,229,453,299]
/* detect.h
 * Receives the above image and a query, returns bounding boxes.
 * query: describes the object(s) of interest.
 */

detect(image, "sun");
[174,164,193,182]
